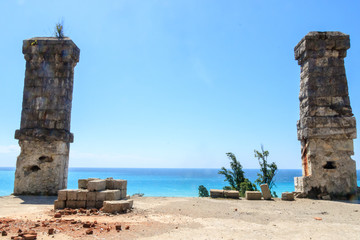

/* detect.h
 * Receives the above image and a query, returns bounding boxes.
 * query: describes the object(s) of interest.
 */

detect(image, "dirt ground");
[0,195,359,240]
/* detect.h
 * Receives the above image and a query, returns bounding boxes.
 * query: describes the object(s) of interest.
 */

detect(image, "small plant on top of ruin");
[219,152,257,196]
[198,185,209,197]
[54,21,65,39]
[254,145,278,197]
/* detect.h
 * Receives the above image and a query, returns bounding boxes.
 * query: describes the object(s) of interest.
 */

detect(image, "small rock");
[1,231,7,236]
[23,234,37,240]
[125,226,130,230]
[115,225,122,231]
[314,217,322,221]
[85,229,93,235]
[48,228,54,235]
[83,222,91,228]
[54,213,61,218]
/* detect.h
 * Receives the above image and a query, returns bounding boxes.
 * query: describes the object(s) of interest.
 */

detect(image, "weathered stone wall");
[14,37,79,195]
[294,32,357,199]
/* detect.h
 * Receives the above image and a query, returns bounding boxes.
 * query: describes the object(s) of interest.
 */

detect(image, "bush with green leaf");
[254,146,278,197]
[218,152,257,196]
[198,185,209,197]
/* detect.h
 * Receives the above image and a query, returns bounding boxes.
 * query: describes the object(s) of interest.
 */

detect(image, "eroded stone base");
[14,140,69,195]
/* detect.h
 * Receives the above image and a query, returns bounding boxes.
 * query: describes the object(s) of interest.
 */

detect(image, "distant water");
[1,168,359,197]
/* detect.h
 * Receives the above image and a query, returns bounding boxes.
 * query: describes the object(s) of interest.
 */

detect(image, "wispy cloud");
[0,145,19,154]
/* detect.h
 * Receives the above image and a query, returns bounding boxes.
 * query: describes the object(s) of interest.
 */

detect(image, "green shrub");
[198,185,209,197]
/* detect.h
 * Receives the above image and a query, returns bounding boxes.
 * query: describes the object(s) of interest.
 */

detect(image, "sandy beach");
[0,195,359,240]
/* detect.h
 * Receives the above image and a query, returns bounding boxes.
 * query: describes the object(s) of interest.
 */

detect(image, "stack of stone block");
[54,178,128,209]
[210,189,240,199]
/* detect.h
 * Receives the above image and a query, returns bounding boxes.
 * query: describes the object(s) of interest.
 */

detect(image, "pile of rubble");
[54,178,133,213]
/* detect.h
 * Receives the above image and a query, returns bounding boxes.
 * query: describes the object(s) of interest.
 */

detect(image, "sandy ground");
[0,195,359,240]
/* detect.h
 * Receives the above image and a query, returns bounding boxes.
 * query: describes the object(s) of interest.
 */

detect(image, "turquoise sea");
[0,168,359,197]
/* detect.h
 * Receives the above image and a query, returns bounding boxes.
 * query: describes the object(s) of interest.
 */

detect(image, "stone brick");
[210,189,224,198]
[54,200,65,210]
[120,189,127,199]
[58,189,67,201]
[78,179,88,189]
[66,200,77,209]
[102,200,133,213]
[281,192,295,201]
[260,184,272,200]
[77,190,88,201]
[88,180,106,191]
[104,190,121,200]
[245,191,262,200]
[105,178,114,189]
[224,190,239,199]
[76,200,86,209]
[87,191,97,201]
[86,201,96,209]
[95,191,106,201]
[113,180,127,190]
[67,190,78,200]
[95,201,103,209]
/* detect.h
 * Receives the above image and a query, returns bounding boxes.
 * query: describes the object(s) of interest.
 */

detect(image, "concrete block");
[96,191,106,201]
[54,200,65,210]
[76,200,86,209]
[95,201,103,209]
[120,189,127,199]
[88,180,106,191]
[210,189,224,198]
[102,200,133,213]
[66,200,77,209]
[67,190,79,200]
[224,190,240,199]
[245,191,262,200]
[78,179,88,189]
[87,191,96,201]
[77,189,88,201]
[104,190,121,200]
[113,180,127,190]
[281,192,295,201]
[86,201,96,209]
[105,178,114,189]
[260,184,272,200]
[58,189,67,201]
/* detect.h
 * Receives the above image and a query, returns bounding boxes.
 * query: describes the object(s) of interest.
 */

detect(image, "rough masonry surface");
[294,32,357,199]
[14,37,80,195]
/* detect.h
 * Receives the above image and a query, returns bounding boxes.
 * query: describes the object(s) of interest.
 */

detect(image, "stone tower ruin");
[294,32,357,199]
[14,37,79,195]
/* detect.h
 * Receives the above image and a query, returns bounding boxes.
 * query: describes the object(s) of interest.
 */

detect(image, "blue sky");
[0,0,359,169]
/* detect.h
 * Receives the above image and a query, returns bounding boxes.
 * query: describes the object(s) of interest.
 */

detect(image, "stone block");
[210,189,224,198]
[102,200,134,213]
[104,190,121,200]
[54,200,65,210]
[96,191,106,201]
[260,184,272,200]
[58,189,67,201]
[67,190,78,200]
[77,190,88,201]
[86,201,96,209]
[224,190,239,199]
[113,180,127,190]
[120,189,127,199]
[105,178,114,189]
[245,191,262,200]
[95,201,103,209]
[88,180,106,191]
[87,191,96,201]
[281,192,295,201]
[78,179,88,189]
[76,200,86,209]
[66,200,77,209]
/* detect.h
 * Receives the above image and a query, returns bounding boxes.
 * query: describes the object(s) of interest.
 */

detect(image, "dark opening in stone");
[323,161,336,169]
[38,156,53,162]
[29,165,41,172]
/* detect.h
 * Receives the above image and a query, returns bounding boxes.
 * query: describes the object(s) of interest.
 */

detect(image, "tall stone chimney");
[294,32,357,199]
[14,37,79,195]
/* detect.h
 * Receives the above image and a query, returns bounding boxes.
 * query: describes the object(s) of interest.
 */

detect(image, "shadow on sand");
[12,195,56,205]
